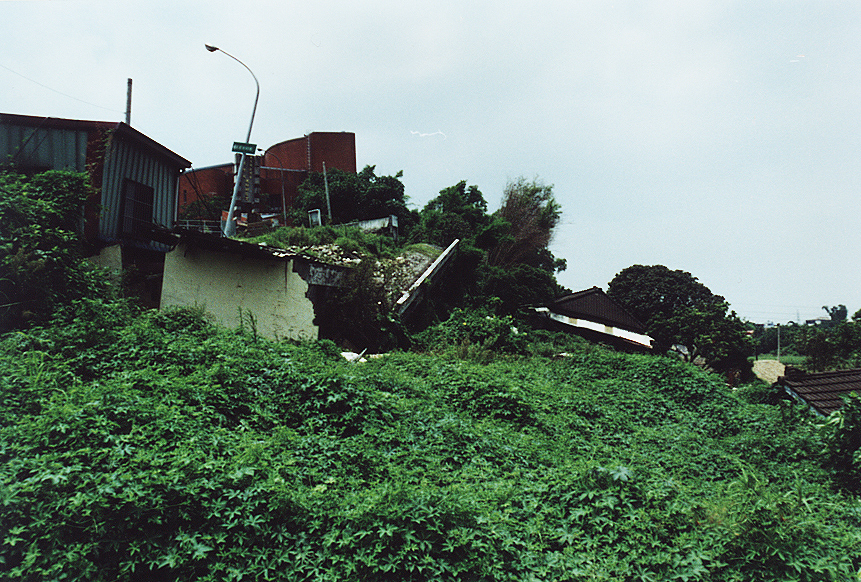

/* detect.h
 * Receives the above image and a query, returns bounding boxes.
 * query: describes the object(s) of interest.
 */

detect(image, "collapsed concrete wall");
[161,241,318,341]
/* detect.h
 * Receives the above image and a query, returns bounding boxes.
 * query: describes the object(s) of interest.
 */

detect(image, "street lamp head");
[205,44,219,52]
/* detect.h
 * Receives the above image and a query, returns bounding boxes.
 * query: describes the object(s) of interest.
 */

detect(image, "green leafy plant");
[2,300,860,581]
[0,170,112,329]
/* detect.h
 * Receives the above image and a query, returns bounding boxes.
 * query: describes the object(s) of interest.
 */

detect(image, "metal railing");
[174,220,222,234]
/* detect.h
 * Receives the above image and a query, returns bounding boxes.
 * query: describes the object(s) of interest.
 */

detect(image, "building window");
[120,179,154,239]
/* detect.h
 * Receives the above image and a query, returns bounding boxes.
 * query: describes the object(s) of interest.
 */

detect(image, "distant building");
[530,287,654,352]
[0,113,191,304]
[776,367,861,416]
[178,132,356,222]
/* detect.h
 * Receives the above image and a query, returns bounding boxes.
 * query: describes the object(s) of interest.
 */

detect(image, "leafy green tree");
[0,170,110,329]
[410,178,566,319]
[607,264,751,373]
[796,321,861,371]
[823,304,848,326]
[486,177,561,268]
[409,180,492,247]
[290,165,417,238]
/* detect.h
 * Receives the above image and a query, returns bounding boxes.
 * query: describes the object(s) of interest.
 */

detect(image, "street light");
[205,44,260,237]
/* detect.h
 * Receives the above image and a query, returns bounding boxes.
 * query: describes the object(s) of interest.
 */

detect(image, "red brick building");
[178,132,356,222]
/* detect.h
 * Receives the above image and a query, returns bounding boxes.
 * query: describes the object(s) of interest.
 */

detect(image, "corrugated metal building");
[1,113,191,250]
[1,113,191,304]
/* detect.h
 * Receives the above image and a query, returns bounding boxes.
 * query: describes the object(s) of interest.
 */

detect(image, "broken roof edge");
[396,238,459,315]
[543,286,649,334]
[166,228,342,265]
[531,306,654,351]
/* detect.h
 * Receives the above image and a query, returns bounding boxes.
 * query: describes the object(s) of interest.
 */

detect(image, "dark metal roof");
[776,368,861,416]
[0,113,190,168]
[548,287,648,334]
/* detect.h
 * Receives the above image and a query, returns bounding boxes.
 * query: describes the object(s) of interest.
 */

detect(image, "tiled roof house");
[776,368,861,416]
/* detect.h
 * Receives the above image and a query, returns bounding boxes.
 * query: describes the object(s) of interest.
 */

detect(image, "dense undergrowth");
[1,300,860,581]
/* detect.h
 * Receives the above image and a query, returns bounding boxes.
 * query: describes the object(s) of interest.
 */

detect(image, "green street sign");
[232,141,257,154]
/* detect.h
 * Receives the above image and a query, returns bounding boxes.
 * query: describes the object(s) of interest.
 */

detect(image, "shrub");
[2,302,860,580]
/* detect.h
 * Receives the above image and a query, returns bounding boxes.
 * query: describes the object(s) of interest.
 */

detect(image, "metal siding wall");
[0,124,88,171]
[100,135,178,250]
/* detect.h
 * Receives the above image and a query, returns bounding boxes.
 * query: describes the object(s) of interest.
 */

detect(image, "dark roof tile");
[777,368,861,415]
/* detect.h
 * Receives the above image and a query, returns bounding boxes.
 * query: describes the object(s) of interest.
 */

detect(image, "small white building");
[160,231,347,341]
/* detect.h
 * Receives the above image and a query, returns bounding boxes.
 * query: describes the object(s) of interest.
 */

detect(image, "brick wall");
[178,132,356,218]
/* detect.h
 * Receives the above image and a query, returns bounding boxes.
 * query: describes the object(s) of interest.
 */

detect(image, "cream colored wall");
[161,242,318,341]
[85,244,123,285]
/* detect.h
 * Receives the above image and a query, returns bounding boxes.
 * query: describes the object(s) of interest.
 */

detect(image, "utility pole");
[323,162,332,224]
[125,78,132,124]
[777,324,781,363]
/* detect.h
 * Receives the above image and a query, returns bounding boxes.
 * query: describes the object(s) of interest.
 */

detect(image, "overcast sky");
[3,0,859,324]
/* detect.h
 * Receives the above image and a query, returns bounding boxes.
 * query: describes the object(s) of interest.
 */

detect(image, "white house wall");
[161,242,318,341]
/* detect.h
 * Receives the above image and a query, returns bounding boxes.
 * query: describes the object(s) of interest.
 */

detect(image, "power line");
[0,62,124,115]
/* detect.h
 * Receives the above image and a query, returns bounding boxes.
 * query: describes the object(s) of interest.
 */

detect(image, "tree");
[410,180,491,248]
[290,166,417,238]
[823,304,848,326]
[607,265,751,374]
[406,181,493,321]
[796,320,861,371]
[0,170,111,329]
[486,177,561,268]
[410,177,567,319]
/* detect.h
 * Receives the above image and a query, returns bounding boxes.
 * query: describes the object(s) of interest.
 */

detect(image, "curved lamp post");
[205,44,260,237]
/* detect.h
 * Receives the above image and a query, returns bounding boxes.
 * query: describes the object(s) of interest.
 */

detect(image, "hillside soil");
[753,358,785,384]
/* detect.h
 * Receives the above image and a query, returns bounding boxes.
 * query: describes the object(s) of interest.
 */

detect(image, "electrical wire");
[0,62,124,115]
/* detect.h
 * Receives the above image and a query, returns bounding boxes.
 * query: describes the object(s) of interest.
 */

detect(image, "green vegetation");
[247,224,401,260]
[3,168,861,580]
[406,178,567,319]
[290,165,418,237]
[0,170,112,330]
[756,354,807,367]
[608,265,752,376]
[2,302,860,580]
[794,318,861,372]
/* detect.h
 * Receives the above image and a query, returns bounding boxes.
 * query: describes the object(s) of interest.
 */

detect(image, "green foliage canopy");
[607,264,751,372]
[0,170,110,329]
[486,176,561,269]
[290,165,417,237]
[410,178,566,318]
[795,321,861,371]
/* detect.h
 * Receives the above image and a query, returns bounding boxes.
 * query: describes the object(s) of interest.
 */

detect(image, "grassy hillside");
[1,300,859,581]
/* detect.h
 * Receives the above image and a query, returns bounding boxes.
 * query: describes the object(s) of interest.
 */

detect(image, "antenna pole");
[323,162,332,223]
[125,78,132,124]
